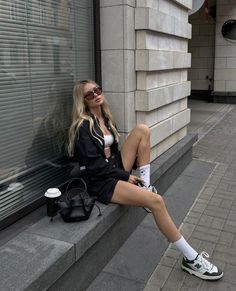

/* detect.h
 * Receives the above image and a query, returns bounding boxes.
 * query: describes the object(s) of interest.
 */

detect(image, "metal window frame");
[93,0,101,85]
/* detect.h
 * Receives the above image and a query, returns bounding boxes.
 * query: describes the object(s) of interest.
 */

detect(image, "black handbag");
[57,178,102,222]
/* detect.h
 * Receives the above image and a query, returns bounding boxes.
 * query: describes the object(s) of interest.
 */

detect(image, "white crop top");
[104,134,114,149]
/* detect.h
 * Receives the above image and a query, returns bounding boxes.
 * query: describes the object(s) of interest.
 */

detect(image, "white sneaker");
[142,185,158,213]
[182,251,223,280]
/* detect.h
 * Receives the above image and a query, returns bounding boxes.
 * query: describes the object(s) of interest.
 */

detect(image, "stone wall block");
[137,69,188,90]
[226,81,236,91]
[215,58,227,69]
[150,109,190,146]
[137,98,188,127]
[124,50,136,92]
[136,50,191,71]
[136,0,159,9]
[215,69,236,81]
[101,50,124,92]
[100,6,123,50]
[106,92,136,133]
[135,7,191,39]
[215,46,236,58]
[214,80,226,91]
[150,128,187,161]
[173,52,191,68]
[135,81,191,111]
[100,0,136,7]
[124,5,135,49]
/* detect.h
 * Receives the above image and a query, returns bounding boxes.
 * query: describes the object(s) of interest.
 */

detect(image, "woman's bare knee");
[148,194,165,212]
[135,124,150,137]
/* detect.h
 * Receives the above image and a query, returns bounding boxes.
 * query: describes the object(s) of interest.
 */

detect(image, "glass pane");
[0,0,95,223]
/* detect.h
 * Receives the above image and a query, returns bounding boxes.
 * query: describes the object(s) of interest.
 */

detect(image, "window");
[222,19,236,42]
[0,0,95,228]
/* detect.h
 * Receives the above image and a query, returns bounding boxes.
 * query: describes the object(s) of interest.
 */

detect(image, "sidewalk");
[145,101,236,290]
[87,100,236,291]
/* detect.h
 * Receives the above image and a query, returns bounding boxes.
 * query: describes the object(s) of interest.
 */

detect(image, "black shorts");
[86,153,125,205]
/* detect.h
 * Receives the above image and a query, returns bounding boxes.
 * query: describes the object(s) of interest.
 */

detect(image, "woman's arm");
[75,124,130,181]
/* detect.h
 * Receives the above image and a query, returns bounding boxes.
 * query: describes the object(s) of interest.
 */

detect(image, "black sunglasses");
[83,86,103,100]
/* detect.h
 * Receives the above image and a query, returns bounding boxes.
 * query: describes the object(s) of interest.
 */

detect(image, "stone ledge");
[136,50,191,71]
[0,133,197,291]
[135,81,191,111]
[135,8,191,39]
[150,109,191,146]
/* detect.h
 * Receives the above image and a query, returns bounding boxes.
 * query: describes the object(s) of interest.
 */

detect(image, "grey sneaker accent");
[182,251,223,281]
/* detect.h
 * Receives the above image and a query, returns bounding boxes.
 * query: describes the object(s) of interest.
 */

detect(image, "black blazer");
[75,116,130,181]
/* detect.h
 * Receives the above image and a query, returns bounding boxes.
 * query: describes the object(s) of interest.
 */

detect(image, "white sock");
[138,164,150,187]
[173,236,198,261]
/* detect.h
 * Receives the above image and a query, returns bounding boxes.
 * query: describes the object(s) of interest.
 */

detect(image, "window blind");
[0,0,95,226]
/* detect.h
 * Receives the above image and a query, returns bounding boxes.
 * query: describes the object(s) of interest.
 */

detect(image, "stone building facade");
[100,0,192,162]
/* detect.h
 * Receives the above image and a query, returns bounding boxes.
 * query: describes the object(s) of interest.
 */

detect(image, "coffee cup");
[44,188,61,220]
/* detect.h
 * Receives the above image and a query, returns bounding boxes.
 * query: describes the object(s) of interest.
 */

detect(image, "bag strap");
[65,177,87,195]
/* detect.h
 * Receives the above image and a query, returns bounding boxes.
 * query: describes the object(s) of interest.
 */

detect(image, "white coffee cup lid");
[44,188,61,198]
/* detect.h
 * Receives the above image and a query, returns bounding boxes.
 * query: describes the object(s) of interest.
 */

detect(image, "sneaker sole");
[182,265,223,281]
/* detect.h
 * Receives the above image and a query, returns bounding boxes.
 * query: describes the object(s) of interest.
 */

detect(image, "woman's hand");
[128,175,144,186]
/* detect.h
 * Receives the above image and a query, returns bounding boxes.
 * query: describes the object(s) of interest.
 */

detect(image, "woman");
[68,80,223,281]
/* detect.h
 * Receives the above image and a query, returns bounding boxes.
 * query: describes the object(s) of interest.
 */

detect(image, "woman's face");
[82,82,104,110]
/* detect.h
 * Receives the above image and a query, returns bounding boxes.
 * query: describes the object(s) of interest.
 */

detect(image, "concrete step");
[0,133,197,291]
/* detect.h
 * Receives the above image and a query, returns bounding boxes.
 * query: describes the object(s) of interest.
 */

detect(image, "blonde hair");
[68,80,120,157]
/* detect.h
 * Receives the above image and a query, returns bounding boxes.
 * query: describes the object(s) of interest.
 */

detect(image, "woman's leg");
[120,124,150,171]
[111,181,223,281]
[111,181,181,242]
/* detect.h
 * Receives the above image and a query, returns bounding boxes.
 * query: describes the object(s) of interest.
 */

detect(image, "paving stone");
[187,237,202,250]
[228,210,236,221]
[183,216,199,225]
[191,202,207,214]
[218,231,235,247]
[211,217,225,231]
[222,264,236,285]
[220,199,233,209]
[144,265,172,290]
[214,191,235,201]
[164,248,181,260]
[204,205,229,219]
[159,256,177,268]
[232,235,236,248]
[161,267,186,291]
[187,211,202,219]
[215,244,236,256]
[195,225,221,237]
[179,223,195,239]
[208,197,222,207]
[223,220,236,234]
[180,273,203,290]
[198,214,214,227]
[201,280,236,291]
[199,240,216,257]
[191,229,219,244]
